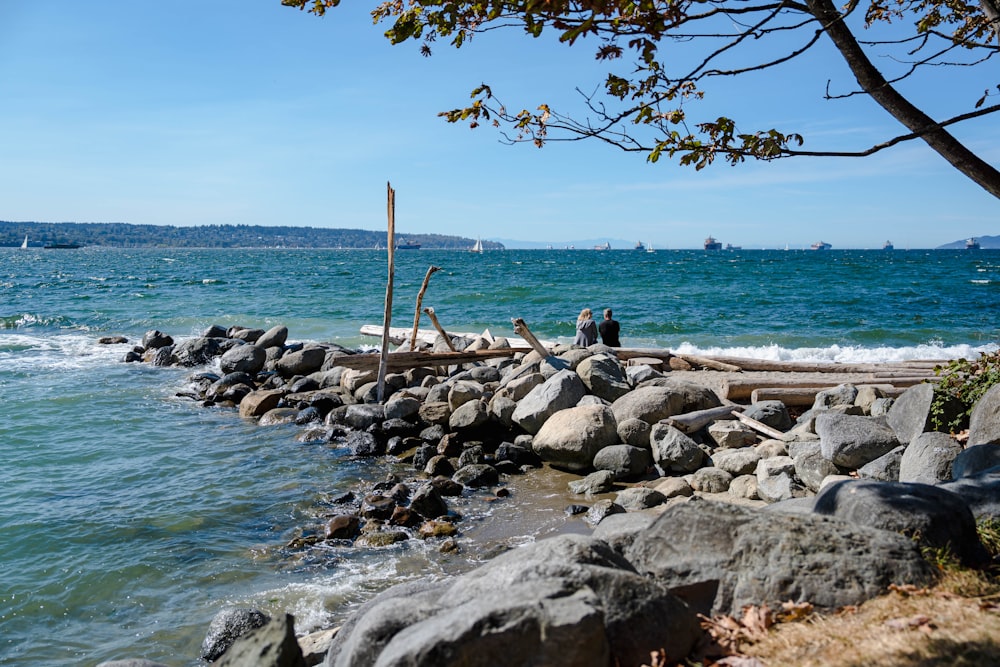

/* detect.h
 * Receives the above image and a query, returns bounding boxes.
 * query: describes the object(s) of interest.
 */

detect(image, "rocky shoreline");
[97,324,1000,667]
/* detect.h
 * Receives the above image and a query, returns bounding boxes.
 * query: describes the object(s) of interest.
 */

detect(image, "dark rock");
[429,476,464,497]
[952,443,1000,479]
[201,607,271,662]
[344,431,384,457]
[212,613,305,667]
[324,535,700,667]
[360,495,397,520]
[452,464,500,488]
[425,454,455,478]
[172,336,224,367]
[409,483,449,519]
[325,515,361,540]
[142,329,174,350]
[939,469,1000,521]
[743,400,793,432]
[565,504,589,515]
[97,335,129,345]
[496,441,542,468]
[813,479,990,567]
[625,499,935,616]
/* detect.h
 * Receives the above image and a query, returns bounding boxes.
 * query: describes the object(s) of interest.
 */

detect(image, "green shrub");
[930,350,1000,433]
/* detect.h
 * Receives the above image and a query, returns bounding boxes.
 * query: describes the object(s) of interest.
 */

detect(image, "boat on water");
[725,243,742,251]
[470,238,484,253]
[883,240,894,250]
[43,242,82,249]
[966,237,981,250]
[646,242,654,253]
[395,239,421,250]
[20,235,28,249]
[634,241,645,251]
[704,236,722,250]
[594,242,611,250]
[810,241,832,251]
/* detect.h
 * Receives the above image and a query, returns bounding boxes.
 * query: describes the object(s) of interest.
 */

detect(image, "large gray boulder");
[576,354,631,403]
[710,448,762,477]
[792,441,842,492]
[219,344,266,375]
[969,383,1000,445]
[939,469,1000,521]
[952,443,1000,479]
[887,382,963,445]
[324,535,700,667]
[816,412,900,469]
[611,382,721,425]
[898,431,963,484]
[172,336,224,367]
[592,444,652,480]
[275,346,327,378]
[857,445,906,482]
[511,369,587,435]
[255,325,289,350]
[813,479,990,567]
[532,404,619,472]
[625,499,935,617]
[755,456,808,503]
[743,400,792,432]
[649,423,705,473]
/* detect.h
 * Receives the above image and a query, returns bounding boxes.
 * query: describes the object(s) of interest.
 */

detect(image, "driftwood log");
[408,266,441,351]
[423,307,457,352]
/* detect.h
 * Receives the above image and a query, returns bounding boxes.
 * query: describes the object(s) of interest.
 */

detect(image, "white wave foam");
[670,341,997,363]
[0,332,132,372]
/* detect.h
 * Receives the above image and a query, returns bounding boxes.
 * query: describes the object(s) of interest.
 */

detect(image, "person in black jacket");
[598,308,621,347]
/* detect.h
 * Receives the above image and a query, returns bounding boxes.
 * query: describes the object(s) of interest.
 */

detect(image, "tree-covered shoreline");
[0,220,500,250]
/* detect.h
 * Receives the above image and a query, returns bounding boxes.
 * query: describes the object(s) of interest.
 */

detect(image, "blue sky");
[0,2,995,249]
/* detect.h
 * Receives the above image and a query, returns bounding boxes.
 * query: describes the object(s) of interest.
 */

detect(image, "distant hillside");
[936,235,1000,249]
[0,220,503,250]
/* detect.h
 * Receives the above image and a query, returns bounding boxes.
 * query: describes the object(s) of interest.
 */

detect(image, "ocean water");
[1,246,997,665]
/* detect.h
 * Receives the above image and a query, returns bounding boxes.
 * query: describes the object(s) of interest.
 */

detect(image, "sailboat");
[470,238,484,253]
[20,234,28,249]
[646,241,654,253]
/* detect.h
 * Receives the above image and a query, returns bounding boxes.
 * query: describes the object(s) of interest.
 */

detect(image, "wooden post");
[377,183,396,403]
[423,307,457,352]
[511,317,551,358]
[409,265,441,351]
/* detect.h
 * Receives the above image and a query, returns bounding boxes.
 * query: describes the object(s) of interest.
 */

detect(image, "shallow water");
[1,247,996,664]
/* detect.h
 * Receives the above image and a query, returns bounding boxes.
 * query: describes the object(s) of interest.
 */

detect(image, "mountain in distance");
[936,235,1000,249]
[491,237,640,249]
[0,220,501,250]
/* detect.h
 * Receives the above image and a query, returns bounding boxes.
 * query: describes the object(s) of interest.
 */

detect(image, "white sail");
[471,238,483,253]
[20,235,28,249]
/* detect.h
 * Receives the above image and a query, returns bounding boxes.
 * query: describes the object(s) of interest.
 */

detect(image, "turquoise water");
[1,247,997,665]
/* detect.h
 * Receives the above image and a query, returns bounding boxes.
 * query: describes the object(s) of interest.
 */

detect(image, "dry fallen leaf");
[884,614,936,632]
[777,600,814,622]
